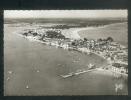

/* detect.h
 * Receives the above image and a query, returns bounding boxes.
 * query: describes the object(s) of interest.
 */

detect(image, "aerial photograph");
[4,10,128,95]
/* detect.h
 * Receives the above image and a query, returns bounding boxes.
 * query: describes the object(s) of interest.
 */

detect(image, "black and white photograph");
[4,10,128,95]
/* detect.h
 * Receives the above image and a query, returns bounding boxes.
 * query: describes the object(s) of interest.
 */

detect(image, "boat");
[60,72,75,78]
[88,63,95,69]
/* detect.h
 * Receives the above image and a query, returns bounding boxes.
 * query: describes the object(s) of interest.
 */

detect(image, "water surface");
[4,24,128,95]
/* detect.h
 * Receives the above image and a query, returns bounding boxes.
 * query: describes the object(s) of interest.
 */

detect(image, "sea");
[4,19,128,95]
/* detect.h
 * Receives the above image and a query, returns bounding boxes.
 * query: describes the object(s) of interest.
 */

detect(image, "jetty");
[60,63,97,78]
[60,68,97,78]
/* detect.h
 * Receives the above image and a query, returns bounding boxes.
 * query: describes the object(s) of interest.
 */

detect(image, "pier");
[60,68,98,78]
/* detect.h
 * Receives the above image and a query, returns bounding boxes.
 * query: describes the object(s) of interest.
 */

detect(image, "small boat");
[26,85,29,89]
[60,72,75,78]
[88,63,95,69]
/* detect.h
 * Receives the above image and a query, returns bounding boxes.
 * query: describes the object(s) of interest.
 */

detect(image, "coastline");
[65,22,127,39]
[15,25,128,77]
[77,22,128,47]
[4,24,128,95]
[7,23,128,75]
[6,22,128,47]
[77,22,128,35]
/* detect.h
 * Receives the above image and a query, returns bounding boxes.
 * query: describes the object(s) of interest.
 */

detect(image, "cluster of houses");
[21,28,128,75]
[111,63,128,74]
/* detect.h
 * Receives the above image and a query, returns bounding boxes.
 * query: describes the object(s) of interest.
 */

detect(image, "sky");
[4,10,127,19]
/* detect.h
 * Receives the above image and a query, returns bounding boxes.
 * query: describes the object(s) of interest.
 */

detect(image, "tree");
[32,32,38,36]
[107,37,114,42]
[39,34,45,40]
[71,41,78,46]
[97,38,102,42]
[23,32,28,36]
[45,30,65,39]
[84,38,88,41]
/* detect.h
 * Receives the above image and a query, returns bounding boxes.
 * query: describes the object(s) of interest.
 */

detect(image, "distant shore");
[77,22,128,47]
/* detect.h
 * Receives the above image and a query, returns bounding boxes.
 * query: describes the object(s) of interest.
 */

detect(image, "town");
[21,28,128,76]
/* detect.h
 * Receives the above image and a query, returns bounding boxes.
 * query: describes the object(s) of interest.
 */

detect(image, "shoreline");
[77,22,128,34]
[9,23,128,76]
[4,24,128,95]
[6,21,127,46]
[16,31,128,77]
[77,22,128,47]
[67,22,127,39]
